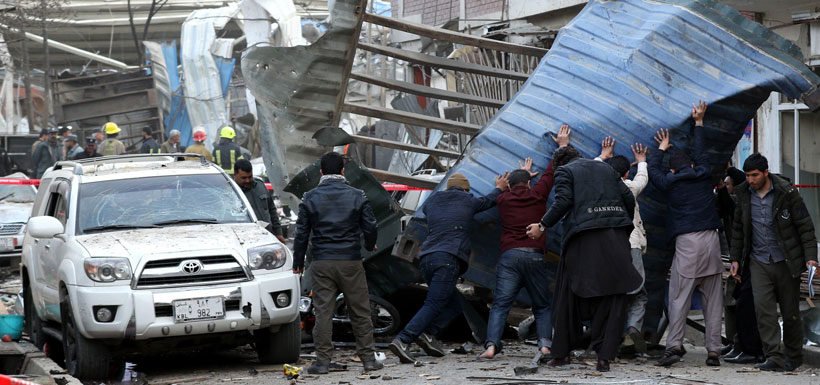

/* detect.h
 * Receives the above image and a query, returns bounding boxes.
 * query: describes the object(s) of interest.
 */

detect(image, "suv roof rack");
[53,153,210,176]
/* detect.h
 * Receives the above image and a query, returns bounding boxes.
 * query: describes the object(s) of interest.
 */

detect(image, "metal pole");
[793,99,800,187]
[21,32,35,134]
[42,11,51,120]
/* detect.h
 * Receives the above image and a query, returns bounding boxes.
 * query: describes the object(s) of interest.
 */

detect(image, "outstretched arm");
[648,129,674,192]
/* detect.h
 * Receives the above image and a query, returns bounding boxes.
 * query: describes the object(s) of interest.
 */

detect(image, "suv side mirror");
[28,216,64,239]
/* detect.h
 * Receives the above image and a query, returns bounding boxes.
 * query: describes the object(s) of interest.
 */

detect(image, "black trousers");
[733,267,763,356]
[551,285,629,361]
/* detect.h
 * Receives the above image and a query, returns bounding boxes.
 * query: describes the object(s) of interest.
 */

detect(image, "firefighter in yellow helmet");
[99,122,126,156]
[213,126,247,175]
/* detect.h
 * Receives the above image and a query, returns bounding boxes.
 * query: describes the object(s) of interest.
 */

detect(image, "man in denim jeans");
[479,124,571,360]
[390,172,509,363]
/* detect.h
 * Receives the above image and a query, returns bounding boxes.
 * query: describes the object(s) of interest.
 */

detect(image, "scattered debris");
[451,343,474,355]
[152,375,213,385]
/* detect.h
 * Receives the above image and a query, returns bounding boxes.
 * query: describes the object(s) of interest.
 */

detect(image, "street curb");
[6,340,82,385]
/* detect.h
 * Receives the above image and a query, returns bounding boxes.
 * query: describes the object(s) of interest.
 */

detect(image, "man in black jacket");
[649,102,724,367]
[526,143,639,372]
[233,160,285,243]
[292,152,381,374]
[730,153,817,371]
[139,126,161,154]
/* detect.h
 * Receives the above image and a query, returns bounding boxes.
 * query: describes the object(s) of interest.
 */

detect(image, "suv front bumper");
[67,271,299,340]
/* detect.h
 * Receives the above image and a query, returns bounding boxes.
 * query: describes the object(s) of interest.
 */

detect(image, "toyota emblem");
[180,259,203,274]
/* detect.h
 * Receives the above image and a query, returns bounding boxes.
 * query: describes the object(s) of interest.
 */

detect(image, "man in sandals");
[478,125,570,360]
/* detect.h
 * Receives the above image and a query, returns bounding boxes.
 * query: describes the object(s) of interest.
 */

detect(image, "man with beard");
[526,138,639,372]
[73,138,102,160]
[32,127,61,178]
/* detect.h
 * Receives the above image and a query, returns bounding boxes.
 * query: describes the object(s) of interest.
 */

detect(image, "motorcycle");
[299,293,401,340]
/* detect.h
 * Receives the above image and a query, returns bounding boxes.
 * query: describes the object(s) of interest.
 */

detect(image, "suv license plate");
[173,297,225,323]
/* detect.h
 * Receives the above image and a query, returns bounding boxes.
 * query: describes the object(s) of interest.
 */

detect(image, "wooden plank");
[351,134,461,158]
[342,103,480,136]
[363,13,548,58]
[52,76,153,95]
[62,106,159,124]
[365,167,439,190]
[350,73,505,108]
[58,89,152,107]
[357,43,529,81]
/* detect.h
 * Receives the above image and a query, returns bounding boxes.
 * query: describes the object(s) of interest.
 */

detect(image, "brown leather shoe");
[596,359,610,372]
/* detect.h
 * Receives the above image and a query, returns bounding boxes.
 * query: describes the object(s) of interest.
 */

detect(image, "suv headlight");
[248,244,288,270]
[84,258,132,283]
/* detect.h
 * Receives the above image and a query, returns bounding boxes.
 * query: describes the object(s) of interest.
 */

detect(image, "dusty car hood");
[75,223,275,263]
[0,202,33,225]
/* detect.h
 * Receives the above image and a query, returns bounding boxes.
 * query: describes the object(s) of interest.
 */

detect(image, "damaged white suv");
[21,155,300,380]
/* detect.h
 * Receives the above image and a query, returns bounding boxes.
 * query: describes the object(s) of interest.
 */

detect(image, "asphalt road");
[122,340,819,385]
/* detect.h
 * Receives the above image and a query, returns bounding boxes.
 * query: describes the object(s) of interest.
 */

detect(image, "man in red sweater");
[479,125,569,359]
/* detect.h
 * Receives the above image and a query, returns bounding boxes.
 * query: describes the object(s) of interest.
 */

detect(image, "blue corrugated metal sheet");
[405,0,820,330]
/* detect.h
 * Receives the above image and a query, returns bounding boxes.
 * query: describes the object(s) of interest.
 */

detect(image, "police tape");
[1,179,433,191]
[0,374,41,385]
[0,178,40,186]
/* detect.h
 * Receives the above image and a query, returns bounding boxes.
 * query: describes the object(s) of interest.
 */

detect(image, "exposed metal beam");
[365,167,439,190]
[351,134,462,158]
[350,73,505,108]
[357,42,529,81]
[4,26,137,70]
[363,13,548,58]
[342,103,481,136]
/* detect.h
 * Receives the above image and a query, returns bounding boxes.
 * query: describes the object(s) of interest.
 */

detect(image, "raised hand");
[551,124,571,148]
[631,143,648,163]
[496,172,510,191]
[599,136,615,160]
[654,129,671,151]
[520,157,538,178]
[692,100,707,125]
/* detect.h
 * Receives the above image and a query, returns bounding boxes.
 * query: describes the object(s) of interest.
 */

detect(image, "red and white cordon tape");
[1,178,433,191]
[0,374,41,385]
[0,178,40,186]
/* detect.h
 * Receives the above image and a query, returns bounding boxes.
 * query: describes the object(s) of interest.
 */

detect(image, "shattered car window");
[77,174,251,234]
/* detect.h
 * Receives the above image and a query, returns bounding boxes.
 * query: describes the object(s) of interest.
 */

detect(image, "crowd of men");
[29,122,251,178]
[292,101,817,374]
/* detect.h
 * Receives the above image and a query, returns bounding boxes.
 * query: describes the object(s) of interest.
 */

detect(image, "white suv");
[21,155,300,380]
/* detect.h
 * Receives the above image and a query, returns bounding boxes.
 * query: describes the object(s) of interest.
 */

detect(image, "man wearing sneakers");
[390,172,509,363]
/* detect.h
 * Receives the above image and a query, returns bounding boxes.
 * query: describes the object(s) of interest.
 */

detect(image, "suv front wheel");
[60,291,124,380]
[23,278,44,349]
[254,318,301,364]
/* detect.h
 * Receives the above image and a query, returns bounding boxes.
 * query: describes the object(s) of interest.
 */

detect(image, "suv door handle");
[44,245,50,250]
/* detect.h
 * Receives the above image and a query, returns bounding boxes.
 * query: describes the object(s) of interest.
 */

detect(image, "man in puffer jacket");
[729,153,817,372]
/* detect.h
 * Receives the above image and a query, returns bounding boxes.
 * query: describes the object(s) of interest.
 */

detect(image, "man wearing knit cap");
[390,171,509,363]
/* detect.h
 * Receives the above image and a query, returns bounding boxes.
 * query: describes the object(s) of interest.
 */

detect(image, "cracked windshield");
[77,174,251,233]
[0,185,36,203]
